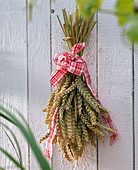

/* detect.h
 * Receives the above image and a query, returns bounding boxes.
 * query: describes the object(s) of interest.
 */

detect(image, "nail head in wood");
[51,9,55,14]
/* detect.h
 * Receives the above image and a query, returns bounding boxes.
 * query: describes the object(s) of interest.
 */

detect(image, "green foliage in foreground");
[77,0,138,43]
[77,0,103,17]
[115,0,138,43]
[125,15,138,43]
[115,0,133,26]
[0,103,50,170]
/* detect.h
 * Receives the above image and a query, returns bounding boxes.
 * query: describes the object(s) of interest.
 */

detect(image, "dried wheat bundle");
[40,7,117,161]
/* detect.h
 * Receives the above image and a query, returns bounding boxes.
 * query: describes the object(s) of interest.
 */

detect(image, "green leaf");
[115,0,133,25]
[0,148,25,170]
[0,102,34,136]
[125,14,138,43]
[0,167,5,170]
[0,112,15,125]
[0,122,22,164]
[1,127,21,163]
[0,105,50,170]
[77,0,103,18]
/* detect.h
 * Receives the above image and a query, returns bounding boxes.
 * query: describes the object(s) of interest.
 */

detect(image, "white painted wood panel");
[51,0,97,169]
[0,1,136,170]
[27,0,51,169]
[98,0,133,170]
[0,0,28,169]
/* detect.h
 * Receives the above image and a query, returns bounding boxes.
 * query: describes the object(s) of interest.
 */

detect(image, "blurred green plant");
[125,14,138,43]
[77,0,103,17]
[115,0,138,43]
[0,103,50,170]
[115,0,133,25]
[27,0,37,21]
[77,0,138,43]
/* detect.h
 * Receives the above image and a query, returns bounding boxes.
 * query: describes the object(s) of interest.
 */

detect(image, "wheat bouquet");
[40,8,118,161]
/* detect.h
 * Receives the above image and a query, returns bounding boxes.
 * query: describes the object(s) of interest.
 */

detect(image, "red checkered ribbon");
[44,108,58,159]
[44,43,118,159]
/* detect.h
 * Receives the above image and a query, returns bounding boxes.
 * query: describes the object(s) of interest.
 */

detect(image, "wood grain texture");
[27,0,51,169]
[0,0,28,169]
[98,0,133,170]
[51,1,97,169]
[0,1,136,170]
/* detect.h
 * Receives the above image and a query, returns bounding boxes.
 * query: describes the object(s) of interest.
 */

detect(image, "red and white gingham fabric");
[93,97,118,145]
[44,108,58,159]
[45,43,118,159]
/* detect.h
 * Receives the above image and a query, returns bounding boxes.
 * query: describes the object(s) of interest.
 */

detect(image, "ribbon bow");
[50,42,97,96]
[45,43,118,159]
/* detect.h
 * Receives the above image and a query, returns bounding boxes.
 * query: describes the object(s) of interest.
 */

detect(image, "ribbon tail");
[101,113,118,145]
[83,65,118,144]
[44,108,58,159]
[92,89,118,144]
[89,83,118,144]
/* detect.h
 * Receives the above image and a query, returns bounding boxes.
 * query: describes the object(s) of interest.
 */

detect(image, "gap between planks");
[26,0,30,170]
[96,11,99,170]
[50,0,53,169]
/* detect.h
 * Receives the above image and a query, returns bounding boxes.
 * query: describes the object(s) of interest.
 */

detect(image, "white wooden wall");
[0,0,136,170]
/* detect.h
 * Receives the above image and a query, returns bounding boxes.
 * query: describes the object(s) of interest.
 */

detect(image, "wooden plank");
[0,0,28,169]
[98,0,133,170]
[27,0,51,169]
[51,1,97,169]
